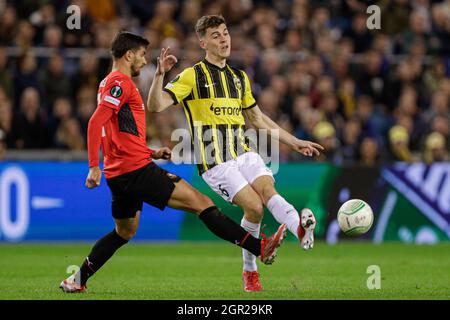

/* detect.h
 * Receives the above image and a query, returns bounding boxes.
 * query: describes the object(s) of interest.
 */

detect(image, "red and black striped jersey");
[95,70,153,178]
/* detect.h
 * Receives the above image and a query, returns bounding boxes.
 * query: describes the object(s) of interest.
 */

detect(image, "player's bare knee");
[204,195,214,208]
[192,192,214,214]
[245,200,264,221]
[121,230,136,241]
[198,194,214,211]
[116,226,137,240]
[261,184,277,205]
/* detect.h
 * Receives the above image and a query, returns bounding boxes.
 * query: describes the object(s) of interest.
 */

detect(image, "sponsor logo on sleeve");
[104,95,121,106]
[110,85,123,98]
[165,74,180,90]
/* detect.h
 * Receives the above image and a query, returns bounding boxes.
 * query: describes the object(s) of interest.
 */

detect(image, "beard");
[131,67,140,77]
[130,62,142,77]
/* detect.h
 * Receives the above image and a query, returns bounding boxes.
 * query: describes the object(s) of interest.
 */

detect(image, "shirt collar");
[202,58,227,71]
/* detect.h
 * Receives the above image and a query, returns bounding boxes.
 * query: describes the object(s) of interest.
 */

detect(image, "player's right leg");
[232,185,266,292]
[59,213,140,293]
[60,208,141,293]
[60,170,144,293]
[201,161,266,292]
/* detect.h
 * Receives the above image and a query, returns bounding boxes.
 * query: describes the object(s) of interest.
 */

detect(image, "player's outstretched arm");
[147,47,178,113]
[86,106,115,188]
[244,105,324,157]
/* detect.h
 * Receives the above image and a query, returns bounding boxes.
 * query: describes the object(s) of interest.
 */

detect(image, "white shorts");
[201,152,274,203]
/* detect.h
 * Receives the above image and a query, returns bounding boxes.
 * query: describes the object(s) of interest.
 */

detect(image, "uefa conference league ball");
[337,199,374,236]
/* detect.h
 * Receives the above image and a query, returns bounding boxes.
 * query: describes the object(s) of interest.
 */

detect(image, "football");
[337,199,374,236]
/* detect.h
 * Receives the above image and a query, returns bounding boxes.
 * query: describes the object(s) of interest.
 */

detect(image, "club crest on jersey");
[110,85,123,98]
[233,77,242,91]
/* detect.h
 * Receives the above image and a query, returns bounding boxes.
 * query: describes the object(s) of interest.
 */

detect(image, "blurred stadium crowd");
[0,0,449,164]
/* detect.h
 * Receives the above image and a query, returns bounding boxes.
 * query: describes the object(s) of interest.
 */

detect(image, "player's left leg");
[238,152,316,250]
[252,176,316,250]
[167,177,285,262]
[137,163,286,263]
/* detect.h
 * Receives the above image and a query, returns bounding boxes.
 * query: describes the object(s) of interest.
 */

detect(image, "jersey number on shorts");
[218,184,229,198]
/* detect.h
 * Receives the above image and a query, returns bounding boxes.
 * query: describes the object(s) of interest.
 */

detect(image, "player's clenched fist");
[86,166,102,189]
[152,147,172,160]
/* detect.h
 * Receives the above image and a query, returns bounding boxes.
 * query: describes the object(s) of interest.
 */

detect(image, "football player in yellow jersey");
[148,15,324,292]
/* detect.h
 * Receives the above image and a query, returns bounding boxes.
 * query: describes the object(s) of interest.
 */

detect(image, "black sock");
[199,206,261,256]
[77,229,128,285]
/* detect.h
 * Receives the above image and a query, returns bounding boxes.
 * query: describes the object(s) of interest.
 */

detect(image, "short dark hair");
[195,15,226,37]
[110,31,149,59]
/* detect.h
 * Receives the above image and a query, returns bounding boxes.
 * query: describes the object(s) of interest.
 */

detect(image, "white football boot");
[297,208,316,250]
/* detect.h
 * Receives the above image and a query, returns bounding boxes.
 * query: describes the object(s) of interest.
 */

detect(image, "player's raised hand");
[152,147,172,160]
[86,166,102,189]
[292,139,324,157]
[156,47,178,75]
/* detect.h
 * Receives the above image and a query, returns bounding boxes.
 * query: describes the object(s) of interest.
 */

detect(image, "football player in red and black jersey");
[59,31,287,293]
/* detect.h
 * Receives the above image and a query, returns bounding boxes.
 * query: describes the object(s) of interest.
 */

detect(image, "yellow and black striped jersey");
[163,59,257,175]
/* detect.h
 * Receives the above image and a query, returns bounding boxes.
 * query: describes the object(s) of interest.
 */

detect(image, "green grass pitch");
[1,242,449,300]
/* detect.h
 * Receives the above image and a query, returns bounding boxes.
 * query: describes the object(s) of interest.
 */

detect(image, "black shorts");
[106,162,181,219]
